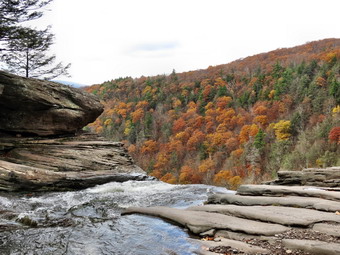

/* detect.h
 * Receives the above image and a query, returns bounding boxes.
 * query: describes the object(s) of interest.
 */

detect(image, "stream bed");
[0,180,232,255]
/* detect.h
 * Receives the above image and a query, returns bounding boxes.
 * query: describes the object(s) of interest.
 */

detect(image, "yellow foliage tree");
[172,98,182,108]
[332,105,340,116]
[213,170,232,185]
[153,152,169,171]
[273,120,291,141]
[104,118,112,126]
[124,120,132,135]
[198,158,215,173]
[228,176,242,190]
[268,90,275,99]
[253,115,268,127]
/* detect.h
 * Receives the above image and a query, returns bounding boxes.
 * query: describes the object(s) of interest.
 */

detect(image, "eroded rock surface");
[237,184,340,201]
[0,71,103,136]
[0,133,149,191]
[188,204,340,226]
[123,206,289,235]
[267,167,340,187]
[207,193,340,212]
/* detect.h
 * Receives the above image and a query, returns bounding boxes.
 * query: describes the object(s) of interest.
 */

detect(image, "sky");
[31,0,340,85]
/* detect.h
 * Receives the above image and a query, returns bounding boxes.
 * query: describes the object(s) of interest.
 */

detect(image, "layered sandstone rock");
[0,133,150,192]
[0,71,149,191]
[266,167,340,187]
[0,71,103,136]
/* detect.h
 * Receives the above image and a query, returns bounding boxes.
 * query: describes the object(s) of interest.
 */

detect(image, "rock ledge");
[0,132,150,192]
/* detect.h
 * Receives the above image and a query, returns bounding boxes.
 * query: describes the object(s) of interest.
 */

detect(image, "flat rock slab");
[215,230,274,242]
[196,237,270,254]
[207,193,340,212]
[123,206,290,235]
[0,133,149,191]
[188,204,340,226]
[313,223,340,237]
[282,239,340,255]
[237,185,340,201]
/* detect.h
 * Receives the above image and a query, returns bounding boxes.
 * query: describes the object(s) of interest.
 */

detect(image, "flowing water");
[0,180,233,255]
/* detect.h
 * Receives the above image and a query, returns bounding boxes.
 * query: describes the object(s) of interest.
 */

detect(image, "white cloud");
[30,0,340,84]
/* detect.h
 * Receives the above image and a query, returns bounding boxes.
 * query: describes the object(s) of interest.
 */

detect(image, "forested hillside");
[85,38,340,189]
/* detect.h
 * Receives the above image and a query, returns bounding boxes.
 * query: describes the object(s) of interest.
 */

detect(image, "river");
[0,180,233,255]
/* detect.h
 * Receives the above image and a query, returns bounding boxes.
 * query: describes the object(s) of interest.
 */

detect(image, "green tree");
[1,27,70,79]
[329,79,340,104]
[0,0,52,46]
[254,129,266,150]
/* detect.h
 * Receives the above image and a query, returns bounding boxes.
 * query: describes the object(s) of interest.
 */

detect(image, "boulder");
[0,71,103,136]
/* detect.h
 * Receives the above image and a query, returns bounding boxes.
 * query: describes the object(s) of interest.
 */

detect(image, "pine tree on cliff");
[0,0,70,80]
[1,26,71,79]
[0,0,52,44]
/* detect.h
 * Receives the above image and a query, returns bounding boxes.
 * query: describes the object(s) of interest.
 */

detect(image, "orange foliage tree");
[329,127,340,144]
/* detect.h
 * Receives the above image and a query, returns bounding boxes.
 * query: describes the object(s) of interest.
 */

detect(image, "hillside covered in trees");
[85,38,340,189]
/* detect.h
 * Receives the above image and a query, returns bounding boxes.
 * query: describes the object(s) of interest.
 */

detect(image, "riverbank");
[124,167,340,255]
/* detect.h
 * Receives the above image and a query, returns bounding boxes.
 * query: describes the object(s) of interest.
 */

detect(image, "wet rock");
[0,71,103,136]
[123,206,290,235]
[17,216,38,227]
[0,133,150,192]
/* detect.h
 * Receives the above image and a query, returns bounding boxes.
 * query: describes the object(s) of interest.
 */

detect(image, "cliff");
[0,71,149,191]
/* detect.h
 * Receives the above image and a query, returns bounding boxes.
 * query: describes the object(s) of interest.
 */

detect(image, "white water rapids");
[0,180,233,255]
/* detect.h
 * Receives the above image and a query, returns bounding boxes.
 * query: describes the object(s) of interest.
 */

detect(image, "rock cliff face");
[0,71,149,191]
[0,71,103,136]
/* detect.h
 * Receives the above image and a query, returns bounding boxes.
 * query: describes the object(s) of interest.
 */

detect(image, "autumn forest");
[86,39,340,189]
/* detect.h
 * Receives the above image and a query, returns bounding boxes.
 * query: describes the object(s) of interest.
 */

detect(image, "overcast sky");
[33,0,340,85]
